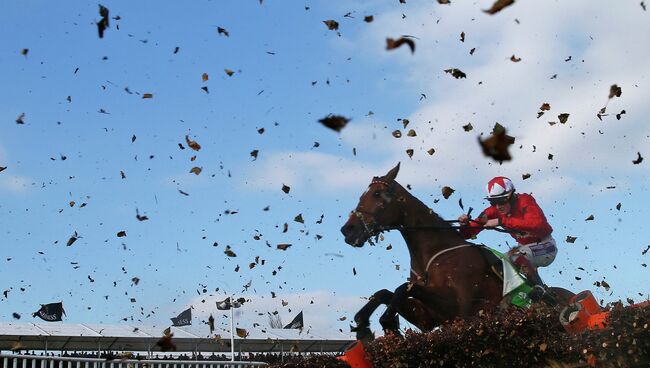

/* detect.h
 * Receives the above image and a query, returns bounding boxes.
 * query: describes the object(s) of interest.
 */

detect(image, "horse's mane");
[390,179,459,232]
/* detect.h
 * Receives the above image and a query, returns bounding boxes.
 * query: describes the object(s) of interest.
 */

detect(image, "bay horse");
[340,163,574,341]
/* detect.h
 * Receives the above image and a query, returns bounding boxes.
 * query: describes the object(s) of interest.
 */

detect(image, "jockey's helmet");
[485,176,515,199]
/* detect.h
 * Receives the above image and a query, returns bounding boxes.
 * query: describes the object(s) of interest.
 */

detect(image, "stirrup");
[530,285,557,305]
[529,285,546,302]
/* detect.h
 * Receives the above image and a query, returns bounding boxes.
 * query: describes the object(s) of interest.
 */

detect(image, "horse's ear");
[384,162,400,181]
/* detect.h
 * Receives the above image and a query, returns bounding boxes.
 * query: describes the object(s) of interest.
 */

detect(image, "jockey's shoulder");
[516,193,537,202]
[515,193,548,210]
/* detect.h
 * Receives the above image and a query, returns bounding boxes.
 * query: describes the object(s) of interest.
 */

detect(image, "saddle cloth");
[485,247,527,296]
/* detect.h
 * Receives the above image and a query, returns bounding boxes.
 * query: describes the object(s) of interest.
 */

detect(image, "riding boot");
[522,267,556,305]
[523,265,544,287]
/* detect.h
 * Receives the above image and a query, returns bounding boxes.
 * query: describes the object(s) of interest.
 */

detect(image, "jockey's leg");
[510,244,558,305]
[512,253,544,286]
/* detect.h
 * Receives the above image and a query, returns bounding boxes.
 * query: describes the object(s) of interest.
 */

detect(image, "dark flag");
[216,297,243,310]
[170,307,192,327]
[33,302,65,322]
[284,311,304,329]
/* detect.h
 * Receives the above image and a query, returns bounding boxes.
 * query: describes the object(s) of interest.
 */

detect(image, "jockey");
[458,176,557,301]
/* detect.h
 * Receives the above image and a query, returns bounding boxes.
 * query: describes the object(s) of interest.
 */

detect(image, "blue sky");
[1,0,648,338]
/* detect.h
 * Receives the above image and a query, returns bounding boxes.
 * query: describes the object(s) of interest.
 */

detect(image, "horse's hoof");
[355,327,375,343]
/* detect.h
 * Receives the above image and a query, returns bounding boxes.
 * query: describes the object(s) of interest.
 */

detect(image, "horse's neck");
[397,196,466,275]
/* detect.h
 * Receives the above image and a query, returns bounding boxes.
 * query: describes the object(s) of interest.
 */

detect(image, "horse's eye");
[373,191,381,198]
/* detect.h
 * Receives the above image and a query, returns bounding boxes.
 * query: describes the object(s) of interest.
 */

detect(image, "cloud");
[0,144,34,193]
[245,0,649,199]
[0,173,33,193]
[241,150,389,193]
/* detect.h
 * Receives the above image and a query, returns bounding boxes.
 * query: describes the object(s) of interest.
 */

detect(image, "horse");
[340,163,574,341]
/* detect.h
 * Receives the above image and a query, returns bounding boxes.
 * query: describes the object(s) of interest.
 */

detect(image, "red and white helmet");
[485,176,515,199]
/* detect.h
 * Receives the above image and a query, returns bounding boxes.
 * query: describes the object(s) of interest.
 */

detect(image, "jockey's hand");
[484,218,500,228]
[458,214,470,225]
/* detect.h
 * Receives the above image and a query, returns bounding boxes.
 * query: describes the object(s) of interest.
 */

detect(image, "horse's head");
[341,163,405,247]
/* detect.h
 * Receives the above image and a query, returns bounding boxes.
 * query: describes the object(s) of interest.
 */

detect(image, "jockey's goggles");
[488,196,510,206]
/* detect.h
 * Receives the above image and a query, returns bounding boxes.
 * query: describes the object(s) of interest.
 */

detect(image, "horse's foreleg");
[353,289,394,341]
[382,284,452,333]
[394,297,445,332]
[378,283,409,335]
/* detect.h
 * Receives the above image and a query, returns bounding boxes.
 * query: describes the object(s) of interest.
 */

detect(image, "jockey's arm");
[459,210,490,239]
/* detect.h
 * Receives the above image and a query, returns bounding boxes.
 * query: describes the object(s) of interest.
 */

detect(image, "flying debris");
[318,115,350,132]
[484,0,515,14]
[323,20,339,31]
[386,37,415,53]
[444,68,466,79]
[97,5,110,38]
[478,123,515,162]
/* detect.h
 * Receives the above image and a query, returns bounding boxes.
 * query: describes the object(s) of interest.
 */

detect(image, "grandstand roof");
[0,323,353,353]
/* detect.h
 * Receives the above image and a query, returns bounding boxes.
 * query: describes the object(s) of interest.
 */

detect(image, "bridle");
[351,178,462,241]
[350,179,400,243]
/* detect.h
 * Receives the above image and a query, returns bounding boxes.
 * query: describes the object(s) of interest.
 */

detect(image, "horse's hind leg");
[353,289,394,342]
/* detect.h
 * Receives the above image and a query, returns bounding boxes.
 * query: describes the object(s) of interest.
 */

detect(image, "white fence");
[0,355,267,368]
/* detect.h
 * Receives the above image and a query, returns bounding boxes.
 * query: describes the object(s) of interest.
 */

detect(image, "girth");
[410,243,472,285]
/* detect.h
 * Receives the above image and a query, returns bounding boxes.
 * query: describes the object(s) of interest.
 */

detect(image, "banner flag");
[33,302,65,322]
[216,297,243,310]
[171,307,192,326]
[283,311,304,329]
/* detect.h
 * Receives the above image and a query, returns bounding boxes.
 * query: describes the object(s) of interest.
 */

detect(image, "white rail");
[0,354,267,368]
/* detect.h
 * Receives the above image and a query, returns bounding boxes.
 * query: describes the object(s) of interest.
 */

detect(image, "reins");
[353,210,524,242]
[353,186,525,239]
[391,205,524,235]
[403,222,523,235]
